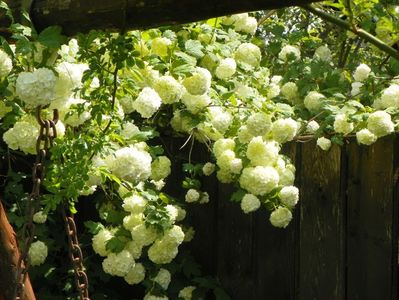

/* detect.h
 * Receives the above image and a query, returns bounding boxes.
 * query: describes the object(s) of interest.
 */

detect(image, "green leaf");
[213,287,231,300]
[106,237,125,253]
[38,26,67,48]
[185,40,205,58]
[230,189,246,203]
[84,221,104,235]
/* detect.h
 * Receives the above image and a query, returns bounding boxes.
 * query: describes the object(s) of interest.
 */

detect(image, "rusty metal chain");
[16,106,58,300]
[62,207,90,300]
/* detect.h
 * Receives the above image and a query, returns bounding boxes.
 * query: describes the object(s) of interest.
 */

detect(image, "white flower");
[123,213,144,231]
[314,45,332,62]
[147,227,184,264]
[239,166,279,196]
[181,91,211,113]
[122,194,147,214]
[151,156,172,181]
[215,58,237,79]
[102,250,135,277]
[367,111,394,137]
[208,107,232,133]
[16,68,57,107]
[246,137,279,166]
[199,192,210,204]
[235,43,261,68]
[92,228,113,257]
[144,294,168,300]
[3,120,39,155]
[246,113,272,136]
[202,162,215,176]
[316,137,332,151]
[176,206,187,221]
[333,114,354,135]
[353,63,371,82]
[279,45,301,61]
[124,263,145,285]
[151,37,172,57]
[0,49,12,77]
[178,286,196,300]
[54,62,88,100]
[120,122,140,141]
[306,120,320,134]
[271,118,298,143]
[280,82,298,101]
[182,67,211,95]
[270,206,292,228]
[165,205,179,222]
[33,211,47,224]
[106,146,152,183]
[185,189,200,203]
[125,240,143,259]
[304,91,325,113]
[62,98,91,127]
[153,76,184,104]
[356,128,377,145]
[241,194,261,213]
[213,138,235,158]
[120,95,135,114]
[351,82,363,96]
[131,224,158,247]
[153,268,171,290]
[280,186,299,207]
[379,84,399,108]
[229,13,258,34]
[29,240,48,266]
[133,87,162,118]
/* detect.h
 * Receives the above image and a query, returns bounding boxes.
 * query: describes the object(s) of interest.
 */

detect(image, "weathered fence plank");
[298,142,345,300]
[346,138,395,300]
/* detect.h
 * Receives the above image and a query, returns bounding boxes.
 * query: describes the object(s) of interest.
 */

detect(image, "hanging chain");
[62,207,90,300]
[15,106,59,300]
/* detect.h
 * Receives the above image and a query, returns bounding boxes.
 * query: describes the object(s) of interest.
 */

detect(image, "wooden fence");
[171,136,399,300]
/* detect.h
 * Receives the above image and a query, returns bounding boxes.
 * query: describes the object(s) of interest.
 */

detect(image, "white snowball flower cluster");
[33,211,47,224]
[275,159,296,186]
[215,58,237,79]
[102,250,135,277]
[240,194,261,213]
[3,120,39,154]
[356,129,377,145]
[225,13,258,35]
[0,49,12,77]
[271,118,298,143]
[367,110,394,137]
[278,45,301,61]
[131,224,158,247]
[153,268,171,290]
[122,194,147,214]
[213,138,235,157]
[353,63,371,82]
[239,166,279,196]
[246,137,279,166]
[133,87,162,118]
[151,37,172,57]
[304,91,325,113]
[148,225,185,264]
[317,137,332,151]
[120,122,140,141]
[208,106,233,134]
[235,43,261,68]
[61,98,91,127]
[59,38,79,62]
[106,146,152,183]
[246,112,272,136]
[281,82,298,102]
[306,120,320,134]
[119,95,135,114]
[185,189,200,203]
[270,206,292,228]
[183,67,212,95]
[144,294,168,300]
[314,45,332,62]
[202,162,215,176]
[124,263,145,285]
[153,75,184,104]
[151,156,172,181]
[125,240,143,259]
[16,68,57,107]
[378,84,399,108]
[333,114,354,135]
[181,91,211,113]
[54,62,88,100]
[92,228,113,257]
[216,149,242,175]
[280,186,299,207]
[351,82,363,96]
[178,286,196,300]
[29,240,48,266]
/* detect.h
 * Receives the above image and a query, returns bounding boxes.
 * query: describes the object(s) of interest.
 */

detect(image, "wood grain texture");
[4,0,323,35]
[298,142,345,300]
[346,137,395,300]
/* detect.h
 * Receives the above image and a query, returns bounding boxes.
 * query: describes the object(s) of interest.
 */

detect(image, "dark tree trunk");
[0,201,35,300]
[2,0,322,36]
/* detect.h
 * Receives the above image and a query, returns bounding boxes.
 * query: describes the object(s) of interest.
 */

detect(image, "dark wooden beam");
[3,0,322,36]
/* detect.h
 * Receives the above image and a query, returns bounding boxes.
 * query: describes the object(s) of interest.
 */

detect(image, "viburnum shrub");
[1,1,399,299]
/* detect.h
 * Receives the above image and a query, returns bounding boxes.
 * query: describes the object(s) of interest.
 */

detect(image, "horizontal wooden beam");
[4,0,322,36]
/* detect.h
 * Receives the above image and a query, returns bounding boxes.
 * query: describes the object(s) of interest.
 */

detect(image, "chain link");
[62,208,90,300]
[15,107,58,300]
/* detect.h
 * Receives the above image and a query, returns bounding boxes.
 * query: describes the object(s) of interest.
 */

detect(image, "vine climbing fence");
[165,136,399,300]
